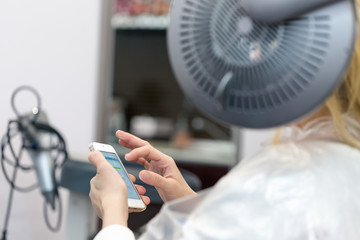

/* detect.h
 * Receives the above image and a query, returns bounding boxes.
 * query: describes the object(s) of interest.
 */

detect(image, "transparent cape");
[138,116,360,240]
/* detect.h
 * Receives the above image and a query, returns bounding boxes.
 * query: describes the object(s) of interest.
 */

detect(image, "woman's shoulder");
[216,140,360,203]
[181,140,360,239]
[240,140,360,171]
[182,140,360,240]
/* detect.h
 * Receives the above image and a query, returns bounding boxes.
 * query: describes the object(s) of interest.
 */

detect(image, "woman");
[88,4,360,240]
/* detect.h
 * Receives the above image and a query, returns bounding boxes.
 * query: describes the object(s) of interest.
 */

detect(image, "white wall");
[0,1,101,239]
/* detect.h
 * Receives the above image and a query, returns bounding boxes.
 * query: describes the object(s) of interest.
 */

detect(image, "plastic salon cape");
[94,116,360,240]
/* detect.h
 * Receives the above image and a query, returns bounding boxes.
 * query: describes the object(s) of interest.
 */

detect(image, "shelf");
[111,14,169,30]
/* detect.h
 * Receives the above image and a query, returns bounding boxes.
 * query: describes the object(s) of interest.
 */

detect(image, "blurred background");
[0,0,275,239]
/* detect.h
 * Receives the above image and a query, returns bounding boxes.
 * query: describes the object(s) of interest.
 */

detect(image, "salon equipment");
[1,86,68,240]
[168,0,357,128]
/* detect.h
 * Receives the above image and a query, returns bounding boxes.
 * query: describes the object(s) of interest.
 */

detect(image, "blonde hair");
[325,0,360,150]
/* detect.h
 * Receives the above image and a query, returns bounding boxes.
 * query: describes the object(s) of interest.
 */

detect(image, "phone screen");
[100,151,140,199]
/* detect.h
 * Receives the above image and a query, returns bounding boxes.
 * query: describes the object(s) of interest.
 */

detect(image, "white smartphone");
[89,142,146,212]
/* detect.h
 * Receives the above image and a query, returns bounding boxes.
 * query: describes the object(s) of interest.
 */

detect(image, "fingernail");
[124,154,129,161]
[118,134,125,140]
[140,171,148,181]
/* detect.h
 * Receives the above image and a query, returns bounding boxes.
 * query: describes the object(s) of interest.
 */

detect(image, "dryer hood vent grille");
[168,0,357,128]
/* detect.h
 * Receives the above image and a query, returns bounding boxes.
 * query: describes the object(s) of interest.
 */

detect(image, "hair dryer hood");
[167,0,357,128]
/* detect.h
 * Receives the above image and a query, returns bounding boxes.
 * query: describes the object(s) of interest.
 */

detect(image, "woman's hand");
[89,151,128,228]
[116,130,196,203]
[88,151,150,228]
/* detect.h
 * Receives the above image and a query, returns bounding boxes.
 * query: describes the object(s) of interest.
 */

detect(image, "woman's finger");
[125,145,170,164]
[128,156,147,165]
[125,156,151,169]
[116,130,149,149]
[141,195,150,206]
[135,184,146,195]
[128,173,136,183]
[88,151,111,172]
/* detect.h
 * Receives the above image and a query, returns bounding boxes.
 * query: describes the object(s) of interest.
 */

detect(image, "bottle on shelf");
[112,0,171,29]
[115,0,171,16]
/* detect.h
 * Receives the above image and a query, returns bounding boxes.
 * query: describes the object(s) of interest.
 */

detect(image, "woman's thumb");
[139,170,166,189]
